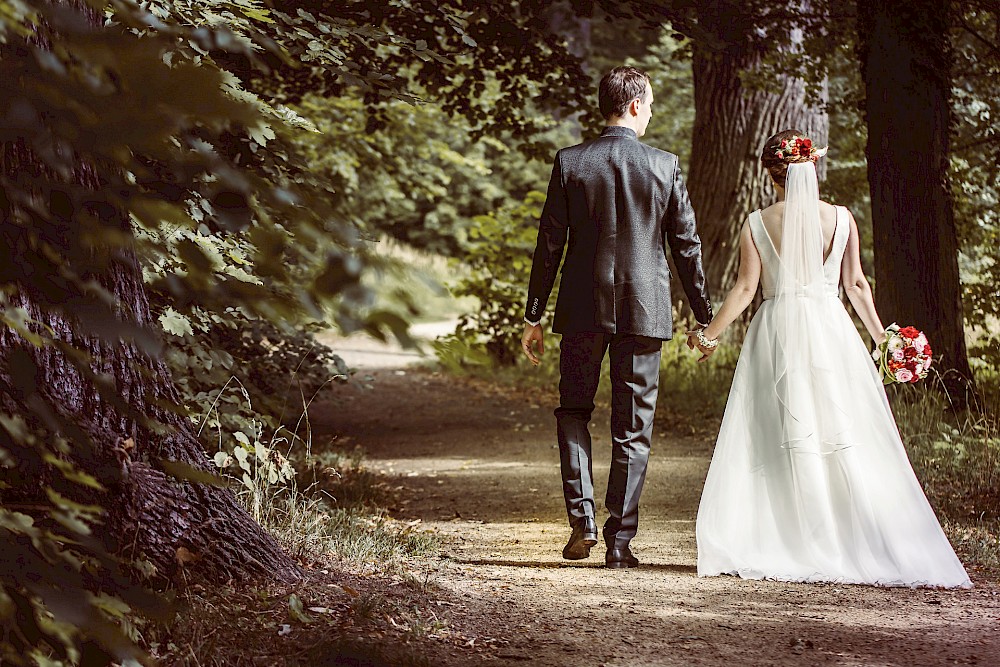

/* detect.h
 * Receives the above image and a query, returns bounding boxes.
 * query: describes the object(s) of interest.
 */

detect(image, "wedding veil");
[772,161,841,454]
[776,162,825,299]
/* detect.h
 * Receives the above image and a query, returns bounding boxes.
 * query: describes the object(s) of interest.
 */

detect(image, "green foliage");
[951,6,1000,374]
[444,192,547,365]
[288,95,550,255]
[628,32,696,170]
[2,0,592,659]
[244,0,592,156]
[889,376,1000,573]
[0,415,168,667]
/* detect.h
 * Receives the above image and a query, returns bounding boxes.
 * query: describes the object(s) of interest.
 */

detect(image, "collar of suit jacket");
[600,126,638,139]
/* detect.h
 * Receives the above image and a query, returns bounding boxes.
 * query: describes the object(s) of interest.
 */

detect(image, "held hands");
[686,327,718,363]
[521,323,544,366]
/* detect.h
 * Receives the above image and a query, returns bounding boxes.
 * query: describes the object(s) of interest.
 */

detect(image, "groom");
[521,66,713,568]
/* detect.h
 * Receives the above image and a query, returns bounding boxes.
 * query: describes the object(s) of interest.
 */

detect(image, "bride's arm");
[698,222,761,343]
[841,208,887,345]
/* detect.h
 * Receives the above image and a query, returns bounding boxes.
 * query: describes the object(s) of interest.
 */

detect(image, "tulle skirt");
[696,295,971,588]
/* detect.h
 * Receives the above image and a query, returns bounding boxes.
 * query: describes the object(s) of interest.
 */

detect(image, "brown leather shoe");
[605,546,640,569]
[562,517,598,560]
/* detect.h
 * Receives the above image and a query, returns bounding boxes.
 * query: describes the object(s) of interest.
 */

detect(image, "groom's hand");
[685,330,698,351]
[685,330,716,364]
[521,323,544,366]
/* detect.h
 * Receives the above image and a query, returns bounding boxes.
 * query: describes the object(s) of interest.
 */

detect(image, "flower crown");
[772,136,829,163]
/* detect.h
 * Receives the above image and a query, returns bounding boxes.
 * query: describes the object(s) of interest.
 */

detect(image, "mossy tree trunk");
[0,148,299,585]
[687,0,829,296]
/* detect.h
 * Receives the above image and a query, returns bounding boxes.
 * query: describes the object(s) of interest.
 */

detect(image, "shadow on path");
[311,366,1000,667]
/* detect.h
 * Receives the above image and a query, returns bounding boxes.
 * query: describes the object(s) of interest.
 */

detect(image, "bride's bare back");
[758,199,839,261]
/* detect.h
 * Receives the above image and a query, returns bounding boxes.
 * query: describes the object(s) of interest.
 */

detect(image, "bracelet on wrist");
[696,328,719,349]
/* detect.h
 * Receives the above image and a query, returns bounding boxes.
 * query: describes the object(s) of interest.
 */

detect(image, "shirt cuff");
[524,317,541,326]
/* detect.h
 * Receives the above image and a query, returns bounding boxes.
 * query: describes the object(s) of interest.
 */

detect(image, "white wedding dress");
[696,168,971,588]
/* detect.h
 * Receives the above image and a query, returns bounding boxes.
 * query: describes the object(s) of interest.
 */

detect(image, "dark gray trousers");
[555,332,662,550]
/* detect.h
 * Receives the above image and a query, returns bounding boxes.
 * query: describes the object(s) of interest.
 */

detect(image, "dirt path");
[312,350,1000,666]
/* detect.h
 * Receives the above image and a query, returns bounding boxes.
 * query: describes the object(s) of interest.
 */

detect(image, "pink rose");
[895,368,914,383]
[892,349,905,362]
[923,356,932,370]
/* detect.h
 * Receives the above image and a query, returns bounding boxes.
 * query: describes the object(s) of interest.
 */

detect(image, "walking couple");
[521,66,970,588]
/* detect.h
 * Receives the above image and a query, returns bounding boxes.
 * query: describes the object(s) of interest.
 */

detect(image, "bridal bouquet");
[872,324,932,384]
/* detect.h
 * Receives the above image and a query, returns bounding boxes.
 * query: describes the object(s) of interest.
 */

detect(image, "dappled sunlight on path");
[313,366,1000,666]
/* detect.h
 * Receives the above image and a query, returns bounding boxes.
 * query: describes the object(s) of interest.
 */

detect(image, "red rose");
[904,347,918,359]
[910,374,920,383]
[899,326,920,339]
[802,138,812,150]
[905,361,918,373]
[780,140,788,147]
[924,345,932,355]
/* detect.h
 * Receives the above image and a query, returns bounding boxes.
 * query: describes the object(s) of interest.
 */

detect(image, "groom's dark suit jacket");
[525,126,713,339]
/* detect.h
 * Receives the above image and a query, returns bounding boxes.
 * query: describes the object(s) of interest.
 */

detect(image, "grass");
[236,446,437,574]
[149,428,442,665]
[888,373,1000,577]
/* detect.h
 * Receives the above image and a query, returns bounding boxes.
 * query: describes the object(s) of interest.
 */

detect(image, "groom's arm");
[663,160,713,325]
[524,151,570,325]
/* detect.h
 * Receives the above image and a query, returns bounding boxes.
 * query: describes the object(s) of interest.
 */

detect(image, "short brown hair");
[760,129,812,187]
[599,66,651,119]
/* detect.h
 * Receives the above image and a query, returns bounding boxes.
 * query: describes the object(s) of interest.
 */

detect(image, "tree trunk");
[687,1,829,297]
[856,0,974,393]
[0,145,300,583]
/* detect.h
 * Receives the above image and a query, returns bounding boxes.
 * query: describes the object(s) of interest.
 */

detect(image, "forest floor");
[299,332,1000,667]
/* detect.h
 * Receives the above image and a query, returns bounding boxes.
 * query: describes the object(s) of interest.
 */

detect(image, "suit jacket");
[524,126,713,339]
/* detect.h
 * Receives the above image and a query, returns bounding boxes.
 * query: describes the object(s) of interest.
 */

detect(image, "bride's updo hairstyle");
[760,129,826,188]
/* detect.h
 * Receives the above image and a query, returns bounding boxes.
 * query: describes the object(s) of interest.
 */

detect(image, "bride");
[690,130,971,588]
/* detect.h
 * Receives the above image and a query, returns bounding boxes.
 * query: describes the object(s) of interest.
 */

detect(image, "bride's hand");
[686,330,717,363]
[694,343,716,363]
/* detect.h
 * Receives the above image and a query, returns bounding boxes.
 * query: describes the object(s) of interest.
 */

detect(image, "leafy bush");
[445,192,547,366]
[0,414,167,667]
